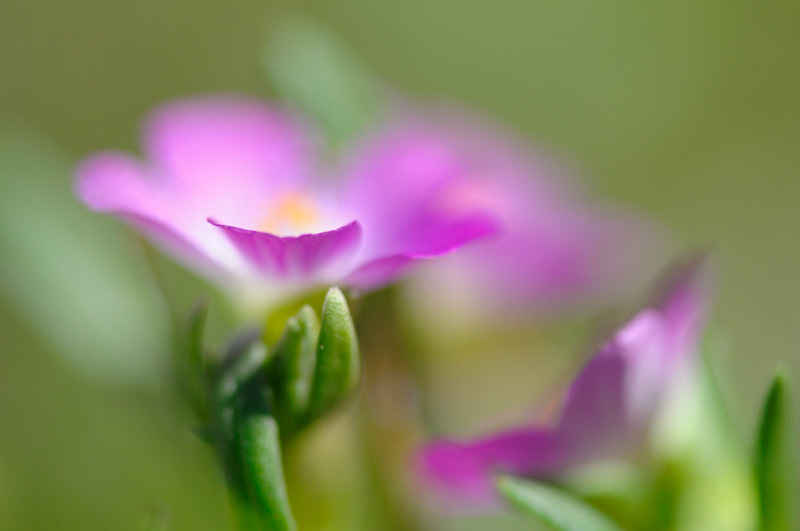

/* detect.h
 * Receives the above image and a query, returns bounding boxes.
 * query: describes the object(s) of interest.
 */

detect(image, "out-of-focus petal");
[209,219,362,280]
[345,254,415,291]
[383,211,499,258]
[371,112,662,312]
[341,115,509,261]
[419,430,568,507]
[75,152,242,275]
[657,257,709,358]
[144,96,314,190]
[344,212,496,290]
[556,350,630,451]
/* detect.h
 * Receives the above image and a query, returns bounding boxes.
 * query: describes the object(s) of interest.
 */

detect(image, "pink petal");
[75,152,239,275]
[418,430,568,508]
[341,115,506,262]
[344,254,415,290]
[343,213,497,290]
[556,348,632,453]
[209,220,362,280]
[657,257,709,359]
[144,96,314,194]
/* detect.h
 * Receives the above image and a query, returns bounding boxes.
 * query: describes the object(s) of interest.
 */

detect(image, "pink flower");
[417,262,707,508]
[75,96,498,309]
[378,111,663,317]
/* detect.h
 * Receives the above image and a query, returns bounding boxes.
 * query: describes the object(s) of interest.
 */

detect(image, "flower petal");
[344,254,415,290]
[209,219,362,280]
[556,348,632,454]
[341,115,505,261]
[419,430,568,507]
[657,257,709,359]
[144,96,314,193]
[342,211,496,290]
[75,152,241,276]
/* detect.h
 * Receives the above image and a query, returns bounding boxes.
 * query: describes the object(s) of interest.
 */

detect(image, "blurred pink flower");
[382,111,663,318]
[417,262,707,508]
[75,96,498,308]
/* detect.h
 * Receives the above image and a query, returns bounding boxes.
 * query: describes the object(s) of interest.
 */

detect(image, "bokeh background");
[0,1,798,529]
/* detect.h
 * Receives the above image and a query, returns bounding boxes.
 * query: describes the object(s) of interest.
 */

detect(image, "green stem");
[229,413,296,531]
[211,337,297,531]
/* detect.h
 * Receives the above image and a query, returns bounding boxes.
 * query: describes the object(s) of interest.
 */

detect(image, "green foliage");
[265,287,360,438]
[229,415,295,531]
[754,367,797,531]
[306,288,361,423]
[497,475,624,531]
[0,124,169,386]
[176,288,360,530]
[270,306,320,437]
[265,17,384,148]
[207,332,296,531]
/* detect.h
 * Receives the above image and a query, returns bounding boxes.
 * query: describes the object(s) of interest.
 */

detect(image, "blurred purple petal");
[345,254,416,291]
[386,109,665,316]
[344,213,496,290]
[420,430,567,507]
[144,96,314,193]
[341,116,507,259]
[75,152,243,276]
[556,349,630,452]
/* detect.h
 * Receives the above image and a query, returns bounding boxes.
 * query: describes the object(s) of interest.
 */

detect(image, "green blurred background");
[0,1,798,529]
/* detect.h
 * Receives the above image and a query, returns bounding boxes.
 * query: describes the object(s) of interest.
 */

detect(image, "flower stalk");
[176,288,360,531]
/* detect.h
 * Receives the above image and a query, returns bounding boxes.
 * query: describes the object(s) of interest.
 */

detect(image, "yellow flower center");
[259,192,320,235]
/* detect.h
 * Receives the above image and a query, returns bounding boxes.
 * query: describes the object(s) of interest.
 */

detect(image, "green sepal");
[270,305,320,438]
[263,289,327,346]
[305,287,360,424]
[754,366,797,531]
[497,475,624,531]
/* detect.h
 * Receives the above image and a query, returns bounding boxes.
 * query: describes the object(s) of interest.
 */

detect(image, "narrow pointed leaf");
[306,287,360,422]
[497,475,624,531]
[271,305,319,436]
[178,298,209,420]
[754,367,796,531]
[265,17,384,147]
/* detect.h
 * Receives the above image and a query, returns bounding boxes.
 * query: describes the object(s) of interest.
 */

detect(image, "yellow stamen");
[259,192,320,234]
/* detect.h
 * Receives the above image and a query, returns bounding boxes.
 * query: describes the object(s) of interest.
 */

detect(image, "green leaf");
[0,122,169,386]
[754,366,797,531]
[270,305,320,436]
[177,298,210,420]
[265,17,384,148]
[497,475,624,531]
[305,288,360,422]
